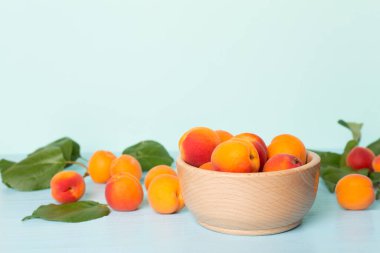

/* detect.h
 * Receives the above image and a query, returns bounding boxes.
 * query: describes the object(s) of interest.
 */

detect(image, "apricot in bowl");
[176,151,320,235]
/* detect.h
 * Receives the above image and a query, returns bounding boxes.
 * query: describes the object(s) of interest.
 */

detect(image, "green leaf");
[1,137,82,191]
[356,168,371,176]
[320,166,370,193]
[0,159,15,173]
[22,201,110,223]
[31,137,81,162]
[311,150,341,168]
[1,147,66,191]
[369,172,380,185]
[367,138,380,155]
[323,179,337,193]
[376,190,380,200]
[123,140,174,172]
[340,139,358,167]
[338,120,363,143]
[320,166,349,192]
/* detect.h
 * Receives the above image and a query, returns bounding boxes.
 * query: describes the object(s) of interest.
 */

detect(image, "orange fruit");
[335,174,375,210]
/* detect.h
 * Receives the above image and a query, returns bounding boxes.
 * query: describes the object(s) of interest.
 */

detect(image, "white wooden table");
[0,153,379,253]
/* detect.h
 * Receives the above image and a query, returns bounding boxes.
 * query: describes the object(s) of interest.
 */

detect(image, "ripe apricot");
[267,134,307,164]
[346,147,375,170]
[105,173,143,211]
[179,127,221,167]
[263,154,303,172]
[110,154,142,180]
[235,133,266,150]
[235,133,268,169]
[88,150,116,183]
[215,130,233,142]
[144,165,177,190]
[50,171,85,204]
[148,174,184,214]
[199,162,216,171]
[335,174,375,210]
[211,139,260,173]
[372,155,380,172]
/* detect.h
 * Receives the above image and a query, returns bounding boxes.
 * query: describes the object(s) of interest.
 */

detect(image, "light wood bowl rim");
[176,151,320,178]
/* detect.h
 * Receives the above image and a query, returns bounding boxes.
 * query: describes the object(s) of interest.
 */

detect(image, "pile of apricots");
[335,146,380,211]
[179,127,307,173]
[49,152,184,214]
[48,127,379,214]
[179,127,379,211]
[49,127,308,214]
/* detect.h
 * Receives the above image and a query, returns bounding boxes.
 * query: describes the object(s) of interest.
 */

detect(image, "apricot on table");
[105,173,143,211]
[88,150,116,183]
[346,147,375,170]
[235,133,268,170]
[50,171,85,204]
[267,134,307,164]
[215,130,233,143]
[211,139,260,173]
[262,154,303,172]
[335,174,375,210]
[110,154,142,180]
[372,155,380,172]
[179,127,221,167]
[148,174,184,214]
[144,165,177,190]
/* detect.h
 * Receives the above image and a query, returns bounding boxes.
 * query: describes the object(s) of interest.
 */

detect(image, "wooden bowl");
[176,151,320,235]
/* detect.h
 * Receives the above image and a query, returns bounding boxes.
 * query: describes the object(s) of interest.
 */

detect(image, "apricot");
[199,162,216,171]
[235,133,268,169]
[335,174,375,210]
[110,154,142,180]
[372,155,380,172]
[179,127,221,167]
[144,165,177,190]
[148,174,184,214]
[105,173,143,211]
[215,130,233,142]
[88,150,116,183]
[50,171,85,204]
[263,154,303,172]
[346,147,375,170]
[267,134,307,164]
[235,133,266,150]
[211,139,260,173]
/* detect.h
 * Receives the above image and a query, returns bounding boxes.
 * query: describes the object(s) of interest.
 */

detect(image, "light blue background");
[1,0,380,154]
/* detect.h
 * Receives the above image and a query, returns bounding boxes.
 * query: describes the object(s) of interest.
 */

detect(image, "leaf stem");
[79,156,89,163]
[22,216,33,221]
[65,161,88,171]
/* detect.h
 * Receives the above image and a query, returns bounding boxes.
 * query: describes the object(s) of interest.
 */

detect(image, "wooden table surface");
[1,153,379,253]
